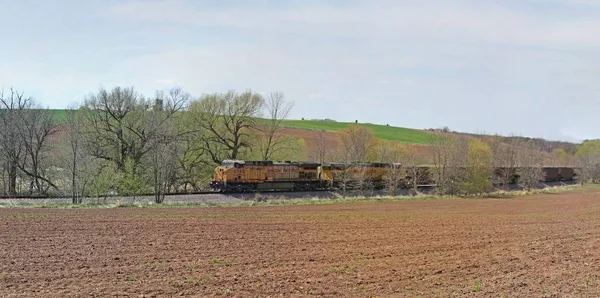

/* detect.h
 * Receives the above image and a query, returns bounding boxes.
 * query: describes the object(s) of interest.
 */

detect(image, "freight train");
[210,160,576,193]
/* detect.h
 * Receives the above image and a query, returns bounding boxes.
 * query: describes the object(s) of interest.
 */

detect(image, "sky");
[1,0,599,142]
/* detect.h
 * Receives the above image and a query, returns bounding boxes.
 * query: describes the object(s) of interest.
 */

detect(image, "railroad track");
[0,185,438,200]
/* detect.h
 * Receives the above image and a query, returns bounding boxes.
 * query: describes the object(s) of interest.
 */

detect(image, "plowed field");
[1,188,600,297]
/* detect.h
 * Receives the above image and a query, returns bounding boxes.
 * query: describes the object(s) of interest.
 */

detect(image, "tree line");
[1,86,599,202]
[0,87,298,203]
[315,124,600,196]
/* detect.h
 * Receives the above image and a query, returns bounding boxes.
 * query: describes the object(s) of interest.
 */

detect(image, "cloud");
[308,94,339,101]
[3,0,600,141]
[155,79,174,86]
[103,0,600,50]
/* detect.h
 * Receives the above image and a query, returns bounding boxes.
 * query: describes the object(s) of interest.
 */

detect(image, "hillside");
[47,109,579,165]
[280,120,433,144]
[49,110,433,144]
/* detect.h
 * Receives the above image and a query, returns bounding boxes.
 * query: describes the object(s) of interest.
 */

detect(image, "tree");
[0,88,57,196]
[146,88,191,202]
[400,145,427,194]
[190,90,263,164]
[378,141,406,163]
[516,139,544,190]
[83,86,187,171]
[273,137,308,161]
[487,134,519,188]
[430,134,468,195]
[89,162,121,203]
[463,139,493,195]
[148,140,177,203]
[62,108,89,203]
[552,148,569,167]
[0,88,29,196]
[385,163,404,196]
[336,163,355,199]
[18,107,58,195]
[258,92,294,160]
[331,147,357,198]
[118,158,147,203]
[353,164,373,196]
[0,150,5,195]
[575,140,600,184]
[339,125,377,162]
[172,111,210,192]
[310,130,331,164]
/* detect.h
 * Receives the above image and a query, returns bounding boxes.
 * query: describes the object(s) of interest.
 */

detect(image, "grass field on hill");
[281,119,433,144]
[50,109,70,123]
[49,109,433,144]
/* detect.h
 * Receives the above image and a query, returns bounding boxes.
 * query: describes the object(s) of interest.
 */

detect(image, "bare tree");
[190,90,263,164]
[400,146,427,195]
[83,86,186,171]
[145,89,189,202]
[258,92,294,160]
[310,130,331,164]
[330,146,357,198]
[488,134,519,188]
[148,140,177,203]
[0,88,29,196]
[63,107,94,203]
[430,133,468,195]
[0,152,5,195]
[339,125,377,162]
[337,163,355,198]
[378,141,406,163]
[516,139,544,190]
[18,107,58,195]
[353,164,373,196]
[385,163,404,196]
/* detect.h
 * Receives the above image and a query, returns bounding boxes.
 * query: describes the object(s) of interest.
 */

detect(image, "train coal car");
[542,167,560,182]
[541,167,576,182]
[210,160,321,192]
[321,162,391,189]
[558,167,575,181]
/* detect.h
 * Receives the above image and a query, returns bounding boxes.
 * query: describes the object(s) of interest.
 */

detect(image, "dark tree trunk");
[8,161,17,196]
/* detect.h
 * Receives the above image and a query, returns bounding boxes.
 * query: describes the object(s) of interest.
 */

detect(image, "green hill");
[49,109,432,144]
[281,120,433,144]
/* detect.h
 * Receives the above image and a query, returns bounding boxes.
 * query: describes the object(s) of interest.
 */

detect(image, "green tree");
[464,139,493,195]
[89,163,122,203]
[118,158,147,203]
[189,90,264,164]
[576,140,600,183]
[553,148,569,166]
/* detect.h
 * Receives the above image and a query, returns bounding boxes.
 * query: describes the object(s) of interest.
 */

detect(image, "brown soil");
[2,188,600,297]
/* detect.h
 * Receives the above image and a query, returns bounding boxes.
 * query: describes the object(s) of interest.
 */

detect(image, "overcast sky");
[1,0,599,142]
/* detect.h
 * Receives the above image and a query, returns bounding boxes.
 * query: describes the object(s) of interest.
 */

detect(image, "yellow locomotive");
[210,160,322,192]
